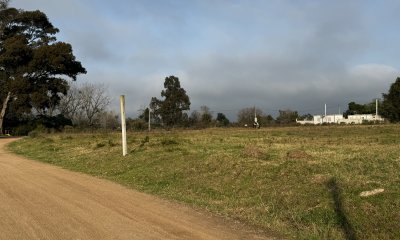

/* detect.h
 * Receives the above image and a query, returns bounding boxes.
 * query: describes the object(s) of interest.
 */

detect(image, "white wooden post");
[120,95,127,156]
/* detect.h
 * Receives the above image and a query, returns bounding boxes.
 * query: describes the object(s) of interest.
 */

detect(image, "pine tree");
[151,76,190,127]
[0,5,86,133]
[381,77,400,122]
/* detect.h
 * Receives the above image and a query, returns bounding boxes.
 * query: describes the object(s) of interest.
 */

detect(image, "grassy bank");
[9,125,400,239]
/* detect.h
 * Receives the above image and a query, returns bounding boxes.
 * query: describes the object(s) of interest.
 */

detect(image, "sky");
[11,0,400,120]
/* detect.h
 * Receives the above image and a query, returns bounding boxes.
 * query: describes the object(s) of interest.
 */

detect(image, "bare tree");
[59,82,83,121]
[59,82,110,127]
[79,83,110,126]
[99,110,119,129]
[189,110,201,126]
[237,107,263,125]
[200,105,213,126]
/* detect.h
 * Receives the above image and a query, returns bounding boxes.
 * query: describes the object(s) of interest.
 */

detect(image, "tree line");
[2,1,400,134]
[135,75,400,130]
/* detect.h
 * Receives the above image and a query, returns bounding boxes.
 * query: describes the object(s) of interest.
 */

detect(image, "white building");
[296,100,386,125]
[322,114,344,124]
[338,114,384,124]
[297,114,343,125]
[296,114,384,125]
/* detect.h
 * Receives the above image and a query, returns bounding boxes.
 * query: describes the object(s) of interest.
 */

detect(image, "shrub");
[140,136,150,147]
[161,138,178,146]
[95,142,106,148]
[14,124,36,136]
[108,139,117,147]
[28,130,40,138]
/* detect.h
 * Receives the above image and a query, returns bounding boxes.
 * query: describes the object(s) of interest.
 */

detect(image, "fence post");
[120,95,127,156]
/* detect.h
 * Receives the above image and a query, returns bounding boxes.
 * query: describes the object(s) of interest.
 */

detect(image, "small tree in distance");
[200,105,213,126]
[189,110,201,126]
[344,101,376,117]
[237,107,263,125]
[138,107,150,123]
[59,82,110,127]
[151,76,190,128]
[276,109,298,124]
[298,113,313,121]
[216,113,230,127]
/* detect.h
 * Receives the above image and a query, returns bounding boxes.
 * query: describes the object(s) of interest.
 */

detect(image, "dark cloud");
[10,0,400,121]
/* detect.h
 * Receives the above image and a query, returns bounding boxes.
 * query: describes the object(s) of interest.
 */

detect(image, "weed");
[243,145,263,158]
[140,136,150,147]
[61,135,73,140]
[108,139,117,147]
[28,130,41,138]
[95,142,106,149]
[161,138,178,146]
[262,151,277,161]
[286,149,311,160]
[43,137,55,143]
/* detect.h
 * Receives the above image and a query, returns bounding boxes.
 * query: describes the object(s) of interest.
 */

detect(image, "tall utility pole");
[375,99,378,116]
[120,95,127,156]
[254,106,257,122]
[254,105,259,128]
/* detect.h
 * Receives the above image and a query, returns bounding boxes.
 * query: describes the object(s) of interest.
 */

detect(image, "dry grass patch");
[286,149,311,160]
[242,145,264,158]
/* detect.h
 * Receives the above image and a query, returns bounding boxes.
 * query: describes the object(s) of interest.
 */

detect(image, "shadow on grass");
[326,177,357,240]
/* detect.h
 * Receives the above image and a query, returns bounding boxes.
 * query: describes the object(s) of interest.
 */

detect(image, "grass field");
[9,125,400,239]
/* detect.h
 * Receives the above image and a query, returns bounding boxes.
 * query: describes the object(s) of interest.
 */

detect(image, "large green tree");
[151,76,190,127]
[276,109,298,124]
[381,77,400,122]
[0,4,86,133]
[216,112,229,127]
[344,101,376,117]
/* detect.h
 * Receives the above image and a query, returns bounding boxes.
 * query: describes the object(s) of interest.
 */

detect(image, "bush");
[36,114,72,130]
[28,130,40,138]
[129,120,147,131]
[13,124,36,136]
[95,142,106,149]
[140,136,150,147]
[6,114,72,136]
[27,125,48,138]
[108,139,117,147]
[161,138,178,145]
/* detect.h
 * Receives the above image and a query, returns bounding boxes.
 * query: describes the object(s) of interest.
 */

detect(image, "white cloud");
[349,64,399,81]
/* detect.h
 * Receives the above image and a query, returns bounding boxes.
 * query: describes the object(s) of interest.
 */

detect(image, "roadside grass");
[8,125,400,239]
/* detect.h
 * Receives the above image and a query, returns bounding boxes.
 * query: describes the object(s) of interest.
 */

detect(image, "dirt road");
[0,138,274,240]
